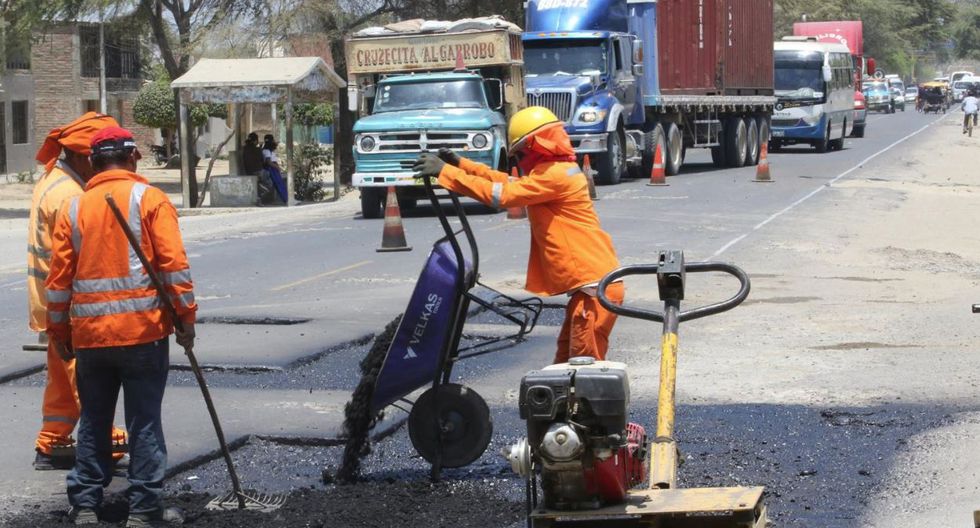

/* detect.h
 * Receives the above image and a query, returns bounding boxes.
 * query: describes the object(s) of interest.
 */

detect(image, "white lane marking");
[710,115,946,260]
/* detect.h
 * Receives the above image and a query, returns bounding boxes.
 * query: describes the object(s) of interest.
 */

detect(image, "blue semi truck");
[523,0,775,184]
[346,20,526,218]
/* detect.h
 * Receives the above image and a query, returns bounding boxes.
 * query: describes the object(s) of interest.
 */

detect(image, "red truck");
[793,21,875,90]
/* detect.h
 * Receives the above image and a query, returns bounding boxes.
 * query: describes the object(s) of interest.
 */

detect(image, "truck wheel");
[725,117,748,168]
[829,120,846,151]
[814,122,830,153]
[710,145,727,167]
[595,130,625,185]
[664,123,683,176]
[851,124,865,138]
[745,118,760,166]
[360,188,384,219]
[641,124,666,178]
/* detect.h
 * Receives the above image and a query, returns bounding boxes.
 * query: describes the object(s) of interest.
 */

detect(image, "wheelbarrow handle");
[597,261,751,323]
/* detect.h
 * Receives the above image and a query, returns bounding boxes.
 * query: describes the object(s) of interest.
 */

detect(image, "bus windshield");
[775,51,825,101]
[524,40,608,76]
[374,79,487,113]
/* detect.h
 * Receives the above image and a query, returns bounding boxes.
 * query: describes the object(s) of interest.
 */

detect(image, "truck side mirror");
[822,64,833,83]
[485,79,504,111]
[632,39,643,64]
[347,84,360,113]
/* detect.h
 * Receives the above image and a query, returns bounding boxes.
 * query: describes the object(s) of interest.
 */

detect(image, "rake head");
[205,490,287,512]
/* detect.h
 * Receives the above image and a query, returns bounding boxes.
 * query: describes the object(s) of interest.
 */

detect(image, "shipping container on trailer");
[523,0,775,184]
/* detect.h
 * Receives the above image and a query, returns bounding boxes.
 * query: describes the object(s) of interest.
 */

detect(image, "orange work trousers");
[35,340,127,455]
[555,282,625,364]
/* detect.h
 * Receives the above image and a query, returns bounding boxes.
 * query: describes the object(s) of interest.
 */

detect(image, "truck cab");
[524,33,643,184]
[346,20,525,218]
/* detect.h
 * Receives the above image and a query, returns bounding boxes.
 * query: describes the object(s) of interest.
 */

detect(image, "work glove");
[413,153,446,178]
[175,322,196,350]
[51,338,74,362]
[437,148,461,167]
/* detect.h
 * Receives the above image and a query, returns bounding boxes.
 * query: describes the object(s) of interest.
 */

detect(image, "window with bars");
[79,25,140,79]
[12,101,29,145]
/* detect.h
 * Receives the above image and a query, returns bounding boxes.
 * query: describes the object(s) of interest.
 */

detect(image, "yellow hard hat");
[508,106,561,151]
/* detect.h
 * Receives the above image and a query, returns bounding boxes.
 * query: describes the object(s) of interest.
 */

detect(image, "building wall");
[26,23,156,174]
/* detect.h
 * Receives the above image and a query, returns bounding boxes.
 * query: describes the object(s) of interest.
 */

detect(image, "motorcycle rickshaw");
[919,82,949,114]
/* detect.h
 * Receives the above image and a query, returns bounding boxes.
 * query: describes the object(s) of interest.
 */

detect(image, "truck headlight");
[359,135,376,152]
[576,109,607,123]
[471,133,489,149]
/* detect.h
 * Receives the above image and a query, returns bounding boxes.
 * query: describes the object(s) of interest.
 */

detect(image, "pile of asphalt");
[336,315,402,483]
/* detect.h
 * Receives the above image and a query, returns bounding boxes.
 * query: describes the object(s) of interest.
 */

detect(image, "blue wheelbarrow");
[370,175,542,478]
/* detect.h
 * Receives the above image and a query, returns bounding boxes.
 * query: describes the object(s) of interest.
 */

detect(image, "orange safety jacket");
[438,157,619,297]
[27,162,86,332]
[45,169,197,349]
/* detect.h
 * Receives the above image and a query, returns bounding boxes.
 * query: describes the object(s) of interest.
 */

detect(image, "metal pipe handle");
[597,262,751,323]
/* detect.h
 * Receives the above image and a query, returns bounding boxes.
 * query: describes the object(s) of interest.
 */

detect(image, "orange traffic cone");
[506,167,527,220]
[582,155,599,201]
[753,142,773,183]
[646,142,668,186]
[376,186,412,252]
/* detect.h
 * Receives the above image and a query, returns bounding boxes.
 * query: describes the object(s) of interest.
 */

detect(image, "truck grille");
[527,92,574,122]
[364,131,488,154]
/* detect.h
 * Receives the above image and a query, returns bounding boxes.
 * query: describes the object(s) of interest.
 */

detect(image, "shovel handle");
[104,193,247,509]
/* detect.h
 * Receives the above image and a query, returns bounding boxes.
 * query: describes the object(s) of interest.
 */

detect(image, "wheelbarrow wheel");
[408,383,492,468]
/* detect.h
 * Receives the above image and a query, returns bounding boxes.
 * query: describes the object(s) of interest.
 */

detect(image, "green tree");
[133,79,221,158]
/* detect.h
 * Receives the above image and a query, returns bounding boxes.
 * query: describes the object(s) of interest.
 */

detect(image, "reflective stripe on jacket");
[438,157,619,296]
[46,169,196,348]
[27,162,85,332]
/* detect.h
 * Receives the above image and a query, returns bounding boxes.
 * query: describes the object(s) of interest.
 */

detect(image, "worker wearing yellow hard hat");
[414,106,624,363]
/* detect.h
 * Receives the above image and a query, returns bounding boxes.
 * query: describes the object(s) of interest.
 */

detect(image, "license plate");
[772,130,785,137]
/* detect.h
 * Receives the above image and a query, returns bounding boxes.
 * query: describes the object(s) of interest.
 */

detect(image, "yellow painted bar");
[656,332,678,439]
[649,440,678,489]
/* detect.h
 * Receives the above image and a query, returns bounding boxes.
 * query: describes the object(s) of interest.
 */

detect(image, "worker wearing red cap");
[46,126,194,525]
[414,107,624,364]
[29,112,128,470]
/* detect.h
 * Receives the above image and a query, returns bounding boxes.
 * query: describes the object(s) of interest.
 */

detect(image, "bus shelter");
[171,57,345,207]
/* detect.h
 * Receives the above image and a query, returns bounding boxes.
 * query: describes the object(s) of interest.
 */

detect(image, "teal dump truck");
[346,19,526,218]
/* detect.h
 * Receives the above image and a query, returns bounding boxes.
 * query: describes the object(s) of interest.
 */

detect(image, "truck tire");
[664,122,683,176]
[641,124,666,180]
[814,122,830,153]
[745,117,760,166]
[360,188,384,219]
[851,124,865,138]
[829,120,846,151]
[725,117,748,168]
[595,130,625,185]
[711,145,727,167]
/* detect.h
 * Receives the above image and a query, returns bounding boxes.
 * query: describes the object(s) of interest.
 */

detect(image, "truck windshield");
[524,40,608,76]
[775,51,825,101]
[374,79,486,113]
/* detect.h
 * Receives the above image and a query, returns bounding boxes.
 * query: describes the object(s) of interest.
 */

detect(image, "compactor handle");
[973,304,980,314]
[597,261,751,323]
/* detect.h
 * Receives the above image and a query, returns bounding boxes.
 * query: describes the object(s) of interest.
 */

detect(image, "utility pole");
[98,6,107,114]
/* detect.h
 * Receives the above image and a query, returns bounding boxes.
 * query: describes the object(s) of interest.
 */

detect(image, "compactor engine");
[505,358,646,510]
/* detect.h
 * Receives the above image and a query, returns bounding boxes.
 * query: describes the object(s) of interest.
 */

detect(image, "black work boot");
[34,450,74,471]
[126,507,184,527]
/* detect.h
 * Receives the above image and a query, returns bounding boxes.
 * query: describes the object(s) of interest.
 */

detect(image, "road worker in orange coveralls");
[413,106,624,364]
[29,113,127,470]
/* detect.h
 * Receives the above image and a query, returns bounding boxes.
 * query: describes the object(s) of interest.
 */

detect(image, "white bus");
[771,39,856,153]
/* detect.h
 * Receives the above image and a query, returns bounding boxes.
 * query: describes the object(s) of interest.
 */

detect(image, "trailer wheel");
[663,123,683,175]
[594,130,625,185]
[409,383,493,469]
[745,118,760,166]
[710,145,727,167]
[641,124,666,179]
[724,117,748,168]
[360,188,384,219]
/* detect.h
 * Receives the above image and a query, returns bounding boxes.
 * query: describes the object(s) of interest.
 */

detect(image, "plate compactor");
[505,251,767,527]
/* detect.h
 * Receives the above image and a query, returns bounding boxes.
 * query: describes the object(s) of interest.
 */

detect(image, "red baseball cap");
[90,126,137,154]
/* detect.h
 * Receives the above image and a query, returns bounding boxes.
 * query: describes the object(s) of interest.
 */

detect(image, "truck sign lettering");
[346,30,517,75]
[536,0,589,10]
